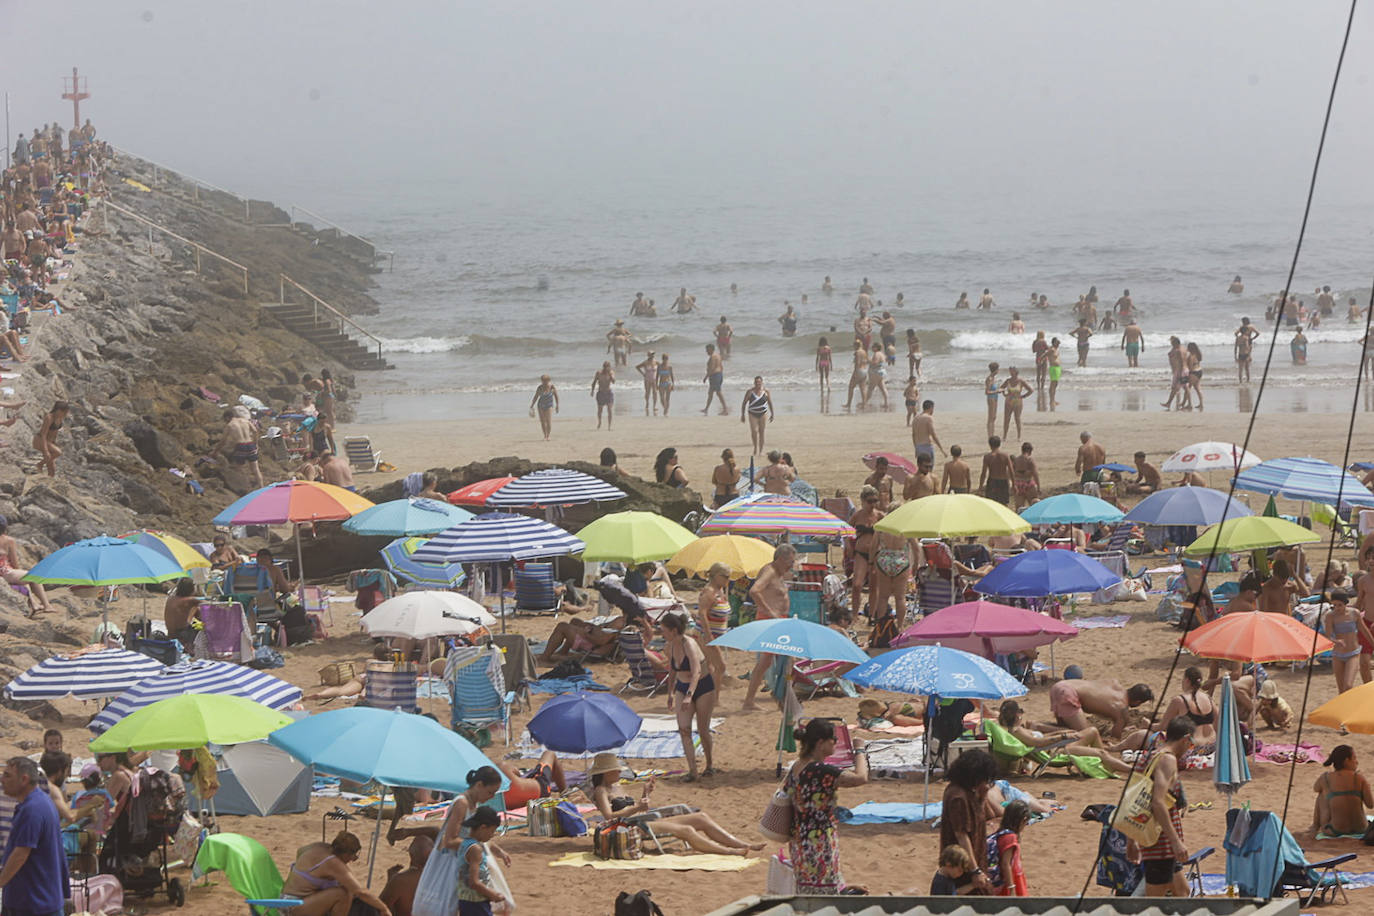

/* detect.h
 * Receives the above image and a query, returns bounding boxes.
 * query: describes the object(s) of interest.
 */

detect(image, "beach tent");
[186,742,311,817]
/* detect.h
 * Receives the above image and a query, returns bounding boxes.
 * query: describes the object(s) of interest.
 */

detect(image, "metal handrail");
[101,200,250,295]
[289,204,394,271]
[110,145,257,222]
[279,273,385,362]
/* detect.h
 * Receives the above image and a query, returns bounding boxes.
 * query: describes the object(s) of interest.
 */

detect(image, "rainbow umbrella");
[698,494,855,538]
[119,529,211,571]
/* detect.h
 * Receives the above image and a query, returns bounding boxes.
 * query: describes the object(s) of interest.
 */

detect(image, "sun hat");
[1258,680,1279,699]
[586,752,625,780]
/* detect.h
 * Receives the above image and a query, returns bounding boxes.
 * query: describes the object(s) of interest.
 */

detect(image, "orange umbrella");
[1181,611,1332,663]
[447,477,516,507]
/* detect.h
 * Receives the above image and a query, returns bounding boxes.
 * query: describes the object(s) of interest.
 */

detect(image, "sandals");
[702,767,721,777]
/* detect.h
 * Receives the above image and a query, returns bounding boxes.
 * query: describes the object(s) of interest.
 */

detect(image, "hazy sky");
[6,1,1374,216]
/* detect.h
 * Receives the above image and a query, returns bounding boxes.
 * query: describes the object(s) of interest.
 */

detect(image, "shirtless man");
[1069,320,1093,367]
[634,351,659,416]
[911,400,945,464]
[859,277,874,295]
[714,316,733,358]
[672,287,696,314]
[606,319,632,367]
[1161,336,1185,409]
[1316,285,1335,316]
[164,579,202,649]
[592,361,616,429]
[742,545,796,711]
[903,454,941,501]
[1120,318,1144,368]
[977,288,996,310]
[854,290,874,314]
[1074,431,1106,486]
[877,312,897,358]
[1010,443,1040,510]
[214,406,264,490]
[941,446,972,494]
[1048,678,1154,738]
[1127,451,1162,495]
[864,457,895,510]
[1259,559,1298,613]
[1114,289,1134,319]
[630,292,654,317]
[1228,275,1244,294]
[320,450,356,490]
[1031,331,1049,391]
[380,836,434,916]
[0,223,23,261]
[701,344,726,415]
[822,276,834,294]
[979,436,1014,506]
[853,306,873,352]
[1234,317,1259,383]
[954,292,970,310]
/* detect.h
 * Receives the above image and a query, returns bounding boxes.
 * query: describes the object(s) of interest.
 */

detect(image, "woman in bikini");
[907,330,923,380]
[33,400,67,477]
[661,612,717,781]
[1324,590,1373,693]
[868,523,912,630]
[694,561,732,682]
[848,486,884,619]
[843,341,869,410]
[865,342,889,408]
[710,448,739,508]
[1157,667,1216,754]
[814,336,832,392]
[983,363,1000,437]
[740,376,773,455]
[999,367,1033,440]
[655,353,676,415]
[1184,342,1204,411]
[280,830,391,916]
[1312,745,1374,836]
[654,447,689,488]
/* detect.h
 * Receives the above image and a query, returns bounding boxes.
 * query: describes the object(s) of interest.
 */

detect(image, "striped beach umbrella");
[88,659,302,734]
[118,530,211,571]
[411,512,584,564]
[485,468,626,508]
[1233,456,1374,508]
[698,494,856,538]
[381,536,466,588]
[5,647,165,701]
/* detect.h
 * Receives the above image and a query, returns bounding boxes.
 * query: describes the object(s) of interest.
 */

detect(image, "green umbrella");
[88,694,292,753]
[576,511,697,565]
[1182,516,1320,558]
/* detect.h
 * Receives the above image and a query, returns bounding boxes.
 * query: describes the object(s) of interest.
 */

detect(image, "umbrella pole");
[295,524,307,608]
[497,563,506,635]
[366,784,387,887]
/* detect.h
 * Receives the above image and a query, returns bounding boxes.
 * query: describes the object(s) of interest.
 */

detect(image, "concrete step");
[261,304,393,371]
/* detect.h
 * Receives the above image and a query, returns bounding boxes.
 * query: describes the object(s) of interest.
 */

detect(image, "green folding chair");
[984,720,1114,779]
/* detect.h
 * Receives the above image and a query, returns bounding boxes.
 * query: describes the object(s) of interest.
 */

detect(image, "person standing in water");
[656,354,677,415]
[815,336,833,392]
[907,329,923,380]
[978,288,996,310]
[741,376,774,455]
[635,350,659,416]
[1069,319,1093,367]
[1234,317,1259,383]
[1047,338,1063,408]
[1119,317,1144,368]
[530,374,559,440]
[590,363,614,430]
[866,342,890,409]
[606,319,632,367]
[844,341,869,410]
[1031,331,1049,391]
[1228,275,1244,294]
[779,303,799,337]
[702,344,727,415]
[1008,312,1025,334]
[714,316,733,359]
[672,287,696,314]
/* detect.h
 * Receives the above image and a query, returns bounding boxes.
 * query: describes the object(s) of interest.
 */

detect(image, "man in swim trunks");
[672,287,695,314]
[1047,339,1063,409]
[714,316,733,358]
[215,406,264,489]
[1069,320,1093,367]
[878,312,897,359]
[702,344,726,415]
[1234,317,1259,383]
[1010,442,1039,510]
[1049,678,1154,738]
[941,445,972,494]
[1128,451,1162,494]
[320,449,356,491]
[864,456,896,510]
[912,399,945,463]
[743,544,795,711]
[979,436,1014,506]
[592,361,616,429]
[1074,431,1106,486]
[903,453,941,501]
[1121,318,1144,368]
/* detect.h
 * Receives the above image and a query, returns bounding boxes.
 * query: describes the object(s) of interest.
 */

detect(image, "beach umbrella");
[974,549,1121,598]
[1020,494,1124,526]
[1093,463,1136,474]
[1308,681,1374,733]
[447,476,517,506]
[709,618,868,664]
[88,660,302,734]
[576,511,697,565]
[361,591,496,640]
[892,600,1079,658]
[485,468,626,508]
[665,534,774,579]
[526,692,643,753]
[1213,674,1251,804]
[846,645,1029,699]
[1124,487,1254,527]
[862,452,917,483]
[1181,611,1332,663]
[118,530,210,571]
[1162,442,1262,473]
[1182,517,1321,557]
[269,707,506,884]
[876,493,1030,539]
[5,647,164,701]
[1233,456,1374,508]
[380,536,466,588]
[24,536,187,585]
[698,494,856,538]
[342,498,473,537]
[89,694,292,753]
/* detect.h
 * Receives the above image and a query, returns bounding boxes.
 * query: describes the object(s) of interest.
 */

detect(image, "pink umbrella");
[862,452,917,483]
[893,600,1078,658]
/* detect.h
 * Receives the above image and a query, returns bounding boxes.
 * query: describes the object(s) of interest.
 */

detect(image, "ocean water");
[312,187,1374,423]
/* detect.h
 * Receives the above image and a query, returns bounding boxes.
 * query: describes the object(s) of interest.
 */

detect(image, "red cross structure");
[61,67,89,130]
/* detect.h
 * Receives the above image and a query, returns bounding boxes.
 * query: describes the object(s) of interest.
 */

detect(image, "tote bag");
[1109,755,1172,847]
[411,804,467,916]
[758,765,795,845]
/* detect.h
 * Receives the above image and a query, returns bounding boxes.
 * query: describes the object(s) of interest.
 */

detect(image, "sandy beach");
[10,403,1374,914]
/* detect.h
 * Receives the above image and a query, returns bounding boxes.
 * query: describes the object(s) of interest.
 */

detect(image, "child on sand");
[457,808,510,915]
[986,800,1031,896]
[927,844,979,895]
[1257,680,1293,729]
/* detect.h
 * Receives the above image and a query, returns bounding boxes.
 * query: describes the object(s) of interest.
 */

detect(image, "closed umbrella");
[342,498,473,536]
[876,493,1030,539]
[665,534,774,579]
[1234,456,1374,508]
[485,468,626,508]
[361,591,496,640]
[698,495,856,538]
[576,511,697,565]
[1162,442,1262,473]
[1124,487,1254,527]
[526,692,643,753]
[974,549,1121,598]
[1020,494,1123,526]
[1213,674,1251,805]
[88,694,292,753]
[4,647,163,701]
[893,600,1079,658]
[88,660,302,734]
[380,536,466,588]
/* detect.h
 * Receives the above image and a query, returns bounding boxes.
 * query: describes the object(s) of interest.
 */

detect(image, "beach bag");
[410,805,466,916]
[554,800,588,837]
[1109,754,1171,846]
[766,851,797,894]
[868,613,899,649]
[528,799,563,837]
[593,820,642,860]
[319,662,356,687]
[71,873,123,914]
[758,775,794,845]
[615,889,665,916]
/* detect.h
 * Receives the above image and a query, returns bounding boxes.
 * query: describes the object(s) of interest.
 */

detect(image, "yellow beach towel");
[122,178,152,192]
[550,851,758,872]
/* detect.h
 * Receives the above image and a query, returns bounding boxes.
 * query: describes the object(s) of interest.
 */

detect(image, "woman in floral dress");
[787,719,871,893]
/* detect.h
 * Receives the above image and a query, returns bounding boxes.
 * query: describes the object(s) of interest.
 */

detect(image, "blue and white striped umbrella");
[1233,456,1374,508]
[5,648,164,701]
[88,659,302,734]
[411,512,585,563]
[1213,674,1251,803]
[381,536,467,588]
[484,468,626,508]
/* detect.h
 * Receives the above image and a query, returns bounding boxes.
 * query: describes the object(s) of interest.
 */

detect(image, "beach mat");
[550,851,759,872]
[1253,742,1323,765]
[1317,815,1373,840]
[1199,871,1374,895]
[526,675,610,695]
[1070,614,1131,629]
[839,802,942,824]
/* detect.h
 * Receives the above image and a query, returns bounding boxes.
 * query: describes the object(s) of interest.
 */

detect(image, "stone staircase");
[261,302,393,371]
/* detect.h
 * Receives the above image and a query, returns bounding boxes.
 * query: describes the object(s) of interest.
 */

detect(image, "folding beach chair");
[787,587,823,624]
[193,832,300,914]
[300,585,330,638]
[444,646,514,746]
[616,626,669,697]
[1225,807,1357,905]
[514,562,560,616]
[916,543,963,616]
[343,436,382,471]
[983,721,1113,779]
[196,602,252,663]
[792,660,858,700]
[1184,846,1216,897]
[818,718,856,769]
[491,633,538,711]
[362,659,419,713]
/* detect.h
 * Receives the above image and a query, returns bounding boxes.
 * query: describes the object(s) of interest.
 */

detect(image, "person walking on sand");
[942,446,973,494]
[983,363,1000,437]
[590,362,614,430]
[903,377,920,426]
[1160,336,1185,409]
[1235,317,1259,384]
[530,375,559,440]
[1069,319,1093,367]
[815,336,833,392]
[979,436,1014,506]
[912,400,945,464]
[785,718,871,894]
[743,544,796,710]
[1010,442,1040,510]
[844,341,869,410]
[865,342,890,408]
[1121,317,1144,368]
[1183,342,1204,410]
[635,350,658,416]
[1138,716,1196,898]
[741,376,774,455]
[656,353,677,415]
[32,401,68,479]
[702,344,727,415]
[999,368,1032,440]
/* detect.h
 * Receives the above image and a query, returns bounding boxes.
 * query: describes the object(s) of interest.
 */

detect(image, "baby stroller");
[98,767,189,907]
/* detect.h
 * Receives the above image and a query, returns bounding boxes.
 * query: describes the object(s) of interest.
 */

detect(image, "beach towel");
[1199,872,1374,895]
[526,674,611,695]
[549,851,759,872]
[1070,614,1131,629]
[1316,816,1373,840]
[863,737,928,775]
[1253,742,1323,765]
[857,723,925,737]
[838,802,942,824]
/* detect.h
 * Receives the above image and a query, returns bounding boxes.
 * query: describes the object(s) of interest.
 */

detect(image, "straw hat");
[1258,680,1279,699]
[586,752,625,779]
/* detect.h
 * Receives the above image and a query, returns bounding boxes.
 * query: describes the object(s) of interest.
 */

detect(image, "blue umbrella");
[710,618,869,664]
[1094,463,1136,474]
[1021,493,1124,525]
[975,549,1121,598]
[1213,674,1251,806]
[380,537,466,588]
[1124,487,1254,527]
[1234,456,1374,508]
[24,536,187,585]
[847,645,1028,698]
[89,660,302,734]
[5,648,164,701]
[412,512,585,564]
[527,692,643,753]
[343,498,473,537]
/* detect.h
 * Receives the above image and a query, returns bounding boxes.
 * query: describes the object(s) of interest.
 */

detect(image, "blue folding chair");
[445,646,514,746]
[514,562,559,616]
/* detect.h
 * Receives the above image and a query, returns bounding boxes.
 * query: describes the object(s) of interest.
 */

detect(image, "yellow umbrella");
[876,493,1030,538]
[1182,516,1320,557]
[118,529,211,570]
[1308,682,1374,733]
[666,534,774,579]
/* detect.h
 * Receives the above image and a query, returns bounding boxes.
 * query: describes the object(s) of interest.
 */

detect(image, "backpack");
[615,889,665,916]
[868,613,899,649]
[543,659,585,681]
